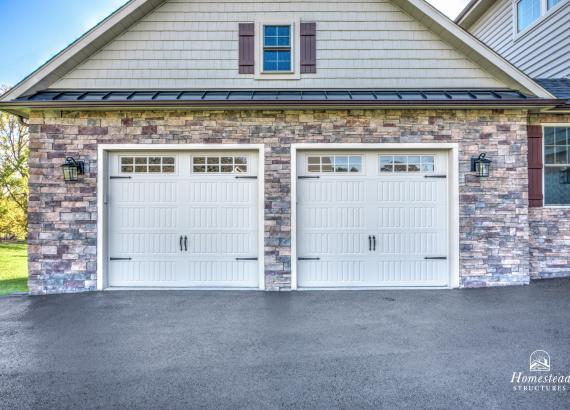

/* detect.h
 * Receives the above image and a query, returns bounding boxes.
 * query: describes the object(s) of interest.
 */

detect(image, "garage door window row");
[380,155,434,173]
[307,155,363,173]
[120,156,176,174]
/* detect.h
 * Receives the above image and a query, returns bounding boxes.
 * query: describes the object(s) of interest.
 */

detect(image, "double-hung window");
[516,0,566,32]
[263,25,292,72]
[544,127,570,206]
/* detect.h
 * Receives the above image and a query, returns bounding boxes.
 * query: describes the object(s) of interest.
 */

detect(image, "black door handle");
[368,235,372,251]
[179,236,183,252]
[373,235,376,251]
[184,236,188,252]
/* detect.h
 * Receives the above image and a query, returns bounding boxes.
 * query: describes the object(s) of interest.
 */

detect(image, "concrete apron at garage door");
[99,143,459,291]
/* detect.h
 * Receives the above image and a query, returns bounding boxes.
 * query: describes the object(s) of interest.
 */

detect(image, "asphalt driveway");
[1,279,569,409]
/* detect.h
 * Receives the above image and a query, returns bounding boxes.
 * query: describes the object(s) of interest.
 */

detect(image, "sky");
[0,0,471,87]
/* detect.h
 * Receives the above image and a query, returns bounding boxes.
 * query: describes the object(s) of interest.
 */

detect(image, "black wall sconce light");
[471,153,492,178]
[62,157,85,182]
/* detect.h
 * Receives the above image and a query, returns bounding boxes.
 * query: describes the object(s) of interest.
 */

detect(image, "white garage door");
[107,151,259,288]
[297,151,450,288]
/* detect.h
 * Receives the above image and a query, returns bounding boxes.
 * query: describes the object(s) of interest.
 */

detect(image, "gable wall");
[49,0,507,90]
[469,0,570,79]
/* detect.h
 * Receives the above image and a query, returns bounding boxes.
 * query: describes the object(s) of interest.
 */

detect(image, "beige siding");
[51,0,507,90]
[470,0,570,79]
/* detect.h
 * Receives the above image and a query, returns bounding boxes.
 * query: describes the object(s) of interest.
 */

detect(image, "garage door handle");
[373,235,376,251]
[424,256,447,260]
[368,236,372,251]
[180,236,184,252]
[184,236,188,252]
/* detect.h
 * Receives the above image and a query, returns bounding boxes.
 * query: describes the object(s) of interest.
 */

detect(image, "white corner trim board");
[290,143,460,290]
[97,144,265,290]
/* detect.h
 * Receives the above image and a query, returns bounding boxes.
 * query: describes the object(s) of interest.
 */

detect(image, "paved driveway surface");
[1,279,569,409]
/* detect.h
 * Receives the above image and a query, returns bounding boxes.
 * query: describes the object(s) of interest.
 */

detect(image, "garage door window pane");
[349,156,362,172]
[421,156,434,172]
[193,156,249,174]
[380,156,393,172]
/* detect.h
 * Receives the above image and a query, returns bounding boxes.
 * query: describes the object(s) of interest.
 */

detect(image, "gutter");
[0,99,563,110]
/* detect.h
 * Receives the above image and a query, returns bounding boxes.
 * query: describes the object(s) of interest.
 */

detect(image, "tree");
[0,85,29,239]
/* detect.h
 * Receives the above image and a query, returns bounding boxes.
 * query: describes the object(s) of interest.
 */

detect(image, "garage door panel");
[298,260,366,286]
[183,180,254,203]
[176,260,258,286]
[302,232,368,254]
[113,232,181,255]
[113,206,178,229]
[373,259,448,286]
[112,180,178,203]
[298,180,366,203]
[110,260,177,286]
[376,180,441,202]
[299,206,366,229]
[375,231,445,255]
[186,232,256,255]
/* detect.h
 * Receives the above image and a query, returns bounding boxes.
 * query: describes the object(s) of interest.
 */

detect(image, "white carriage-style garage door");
[297,151,450,288]
[107,151,259,288]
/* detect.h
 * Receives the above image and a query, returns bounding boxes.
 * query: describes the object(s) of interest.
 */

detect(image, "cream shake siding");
[49,0,508,90]
[469,0,570,79]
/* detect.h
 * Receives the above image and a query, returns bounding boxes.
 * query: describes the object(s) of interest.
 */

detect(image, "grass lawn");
[0,242,28,295]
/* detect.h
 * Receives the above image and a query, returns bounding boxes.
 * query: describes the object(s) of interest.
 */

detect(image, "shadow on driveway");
[1,279,569,409]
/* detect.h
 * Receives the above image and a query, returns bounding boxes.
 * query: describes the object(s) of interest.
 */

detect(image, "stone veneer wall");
[528,113,570,279]
[28,108,531,294]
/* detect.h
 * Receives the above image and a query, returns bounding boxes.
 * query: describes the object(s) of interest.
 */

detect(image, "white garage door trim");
[291,143,459,290]
[97,144,265,290]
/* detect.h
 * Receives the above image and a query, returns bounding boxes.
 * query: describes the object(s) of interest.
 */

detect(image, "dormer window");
[516,0,566,32]
[263,25,292,72]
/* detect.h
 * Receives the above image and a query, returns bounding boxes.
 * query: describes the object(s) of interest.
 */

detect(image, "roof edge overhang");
[455,0,495,29]
[0,0,553,102]
[0,0,165,102]
[399,0,552,99]
[1,99,565,118]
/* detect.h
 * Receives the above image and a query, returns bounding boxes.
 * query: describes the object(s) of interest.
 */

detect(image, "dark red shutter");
[300,22,316,74]
[239,23,254,74]
[528,125,543,207]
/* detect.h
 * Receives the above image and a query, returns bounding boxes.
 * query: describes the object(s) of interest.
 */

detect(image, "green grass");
[0,242,28,295]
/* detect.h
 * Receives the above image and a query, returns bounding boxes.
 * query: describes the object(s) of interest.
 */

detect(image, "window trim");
[513,0,568,39]
[542,124,570,208]
[254,18,301,80]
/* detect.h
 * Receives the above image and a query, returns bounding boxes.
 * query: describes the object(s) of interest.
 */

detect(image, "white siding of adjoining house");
[469,0,570,79]
[49,0,507,90]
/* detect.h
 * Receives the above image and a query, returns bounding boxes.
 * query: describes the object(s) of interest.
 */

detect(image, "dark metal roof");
[17,89,535,103]
[535,79,570,101]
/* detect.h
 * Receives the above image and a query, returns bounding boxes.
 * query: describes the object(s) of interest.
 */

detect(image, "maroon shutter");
[239,23,254,74]
[300,22,316,74]
[528,125,543,207]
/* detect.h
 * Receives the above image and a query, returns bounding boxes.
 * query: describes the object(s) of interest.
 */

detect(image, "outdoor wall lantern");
[62,157,85,182]
[471,153,492,178]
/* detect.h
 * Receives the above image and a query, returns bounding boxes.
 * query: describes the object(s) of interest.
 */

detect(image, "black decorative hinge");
[235,176,257,179]
[298,176,320,179]
[298,257,321,261]
[424,256,447,260]
[236,257,258,261]
[110,257,132,261]
[424,175,447,179]
[110,176,132,179]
